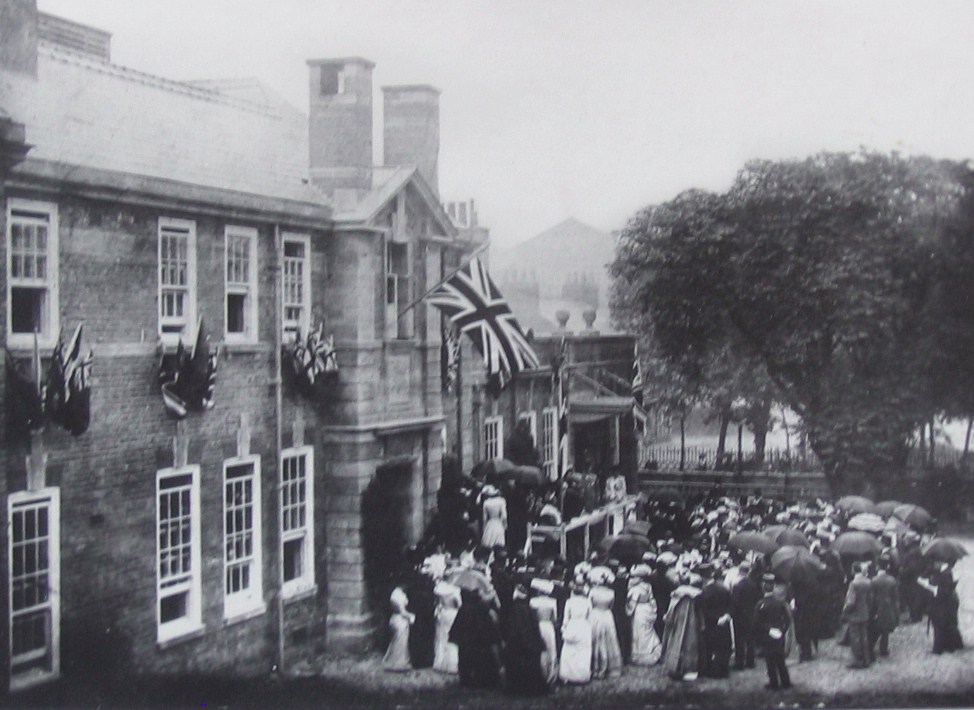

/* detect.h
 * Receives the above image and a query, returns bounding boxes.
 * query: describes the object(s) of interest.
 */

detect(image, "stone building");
[0,0,479,691]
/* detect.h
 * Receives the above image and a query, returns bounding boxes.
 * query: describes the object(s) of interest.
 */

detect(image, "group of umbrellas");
[598,493,968,585]
[471,458,546,487]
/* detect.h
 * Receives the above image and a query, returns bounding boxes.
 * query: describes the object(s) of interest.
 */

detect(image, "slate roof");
[3,42,323,206]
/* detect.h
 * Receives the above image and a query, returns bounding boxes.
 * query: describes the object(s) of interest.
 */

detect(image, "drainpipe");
[274,224,285,674]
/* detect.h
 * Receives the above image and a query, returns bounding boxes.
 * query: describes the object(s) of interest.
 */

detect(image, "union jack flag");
[47,323,93,436]
[427,257,539,391]
[158,318,218,419]
[289,323,338,387]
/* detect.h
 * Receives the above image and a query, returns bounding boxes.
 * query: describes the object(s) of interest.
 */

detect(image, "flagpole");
[397,241,490,320]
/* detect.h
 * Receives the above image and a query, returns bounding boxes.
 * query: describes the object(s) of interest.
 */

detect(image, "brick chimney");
[0,0,38,77]
[307,57,375,195]
[382,85,440,195]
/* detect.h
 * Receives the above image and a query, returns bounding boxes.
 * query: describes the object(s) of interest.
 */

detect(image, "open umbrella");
[874,501,902,519]
[847,513,886,534]
[884,516,912,535]
[728,531,779,556]
[893,504,933,532]
[488,464,545,488]
[773,528,810,548]
[599,533,653,566]
[771,545,826,585]
[836,496,878,515]
[762,524,788,541]
[922,538,968,564]
[471,458,515,480]
[448,568,494,598]
[832,531,882,559]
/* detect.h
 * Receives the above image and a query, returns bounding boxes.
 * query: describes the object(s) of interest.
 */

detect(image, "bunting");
[46,324,93,436]
[286,323,338,388]
[158,318,218,419]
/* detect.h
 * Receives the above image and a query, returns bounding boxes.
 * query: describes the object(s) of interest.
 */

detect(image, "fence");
[642,443,972,474]
[638,470,831,501]
[640,444,819,473]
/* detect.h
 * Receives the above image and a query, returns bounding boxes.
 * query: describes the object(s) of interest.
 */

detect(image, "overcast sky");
[39,0,974,251]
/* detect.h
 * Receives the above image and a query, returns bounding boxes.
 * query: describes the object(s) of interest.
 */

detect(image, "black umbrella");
[773,528,810,548]
[832,531,882,560]
[471,458,515,480]
[599,533,653,566]
[893,504,933,532]
[922,538,968,564]
[728,531,779,556]
[488,464,545,488]
[771,545,826,585]
[874,500,902,519]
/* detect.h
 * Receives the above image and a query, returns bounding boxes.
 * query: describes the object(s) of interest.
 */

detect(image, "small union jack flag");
[427,257,539,391]
[289,323,338,387]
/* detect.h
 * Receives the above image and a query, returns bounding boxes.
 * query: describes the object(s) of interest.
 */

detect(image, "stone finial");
[555,310,570,330]
[582,309,597,330]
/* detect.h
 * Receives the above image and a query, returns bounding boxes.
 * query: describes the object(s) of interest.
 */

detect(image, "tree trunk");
[736,424,743,475]
[716,408,731,460]
[679,416,686,472]
[780,405,791,458]
[928,418,936,464]
[963,417,973,463]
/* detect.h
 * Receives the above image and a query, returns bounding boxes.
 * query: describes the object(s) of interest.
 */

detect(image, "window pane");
[227,293,247,334]
[160,591,188,624]
[10,287,45,335]
[283,538,304,582]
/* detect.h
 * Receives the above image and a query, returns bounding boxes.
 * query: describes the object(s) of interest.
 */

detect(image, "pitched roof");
[3,43,322,206]
[335,165,456,237]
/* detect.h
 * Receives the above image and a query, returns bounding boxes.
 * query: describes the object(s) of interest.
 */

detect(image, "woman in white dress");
[529,589,559,684]
[432,578,462,673]
[589,569,624,679]
[627,564,663,665]
[559,581,593,684]
[480,485,507,549]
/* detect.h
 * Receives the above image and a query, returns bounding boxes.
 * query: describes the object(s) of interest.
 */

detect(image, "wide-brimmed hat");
[481,484,500,498]
[630,564,653,579]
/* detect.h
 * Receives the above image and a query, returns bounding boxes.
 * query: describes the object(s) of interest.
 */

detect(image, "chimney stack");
[382,85,440,195]
[307,57,375,195]
[1,0,38,77]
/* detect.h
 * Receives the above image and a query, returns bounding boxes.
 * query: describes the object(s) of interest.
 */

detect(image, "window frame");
[155,465,203,644]
[280,446,316,599]
[224,225,259,343]
[157,218,197,345]
[518,411,538,448]
[7,487,60,692]
[484,415,504,461]
[6,198,59,350]
[222,454,265,621]
[384,238,412,340]
[541,407,558,481]
[281,232,312,343]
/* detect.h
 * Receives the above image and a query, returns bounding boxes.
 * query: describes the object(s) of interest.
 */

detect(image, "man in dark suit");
[869,557,900,657]
[697,563,733,678]
[842,561,874,668]
[731,562,761,669]
[753,574,792,690]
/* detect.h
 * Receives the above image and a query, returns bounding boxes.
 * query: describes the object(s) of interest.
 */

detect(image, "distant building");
[493,218,618,335]
[0,0,483,690]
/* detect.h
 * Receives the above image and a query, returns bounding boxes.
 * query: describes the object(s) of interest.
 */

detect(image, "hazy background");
[39,0,974,250]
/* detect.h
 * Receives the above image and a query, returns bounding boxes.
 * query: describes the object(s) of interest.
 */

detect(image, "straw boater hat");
[630,564,653,579]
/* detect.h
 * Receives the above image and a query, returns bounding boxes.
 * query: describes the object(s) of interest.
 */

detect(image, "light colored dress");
[383,587,415,672]
[560,593,593,684]
[530,594,559,684]
[481,496,507,548]
[432,580,461,674]
[590,584,624,679]
[627,581,663,665]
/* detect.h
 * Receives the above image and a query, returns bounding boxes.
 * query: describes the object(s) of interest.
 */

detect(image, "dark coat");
[842,575,872,624]
[870,572,899,634]
[731,575,761,626]
[753,594,791,653]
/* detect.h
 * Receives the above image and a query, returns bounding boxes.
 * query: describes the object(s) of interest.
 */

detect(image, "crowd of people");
[382,470,966,697]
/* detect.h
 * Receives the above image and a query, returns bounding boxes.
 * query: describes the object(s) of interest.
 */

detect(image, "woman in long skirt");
[530,591,559,684]
[559,582,593,684]
[432,578,461,673]
[449,588,503,688]
[627,565,663,665]
[589,574,624,679]
[383,587,415,672]
[661,582,703,680]
[481,486,508,549]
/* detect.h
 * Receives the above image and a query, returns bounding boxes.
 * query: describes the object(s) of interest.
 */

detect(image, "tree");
[612,152,969,495]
